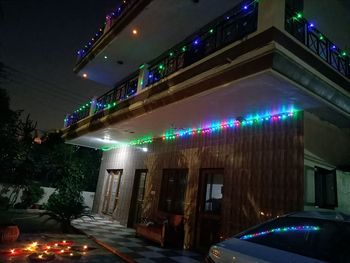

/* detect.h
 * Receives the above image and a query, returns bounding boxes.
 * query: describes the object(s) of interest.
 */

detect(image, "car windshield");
[236,217,350,262]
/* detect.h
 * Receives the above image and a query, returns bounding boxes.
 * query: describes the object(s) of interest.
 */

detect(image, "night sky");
[0,0,118,131]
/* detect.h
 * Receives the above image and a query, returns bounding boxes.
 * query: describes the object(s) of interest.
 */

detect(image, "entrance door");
[102,170,122,215]
[127,170,148,227]
[196,169,224,251]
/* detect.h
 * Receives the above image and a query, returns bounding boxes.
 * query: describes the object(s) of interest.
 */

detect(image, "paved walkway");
[72,215,203,263]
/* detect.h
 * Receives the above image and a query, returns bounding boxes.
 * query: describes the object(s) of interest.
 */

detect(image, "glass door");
[196,169,224,251]
[128,170,148,227]
[102,170,122,215]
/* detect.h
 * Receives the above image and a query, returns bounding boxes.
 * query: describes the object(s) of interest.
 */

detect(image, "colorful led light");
[240,225,320,240]
[101,110,297,151]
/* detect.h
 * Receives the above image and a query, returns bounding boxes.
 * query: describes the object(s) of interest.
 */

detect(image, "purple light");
[163,110,297,140]
[226,16,230,20]
[240,225,320,240]
[332,45,336,50]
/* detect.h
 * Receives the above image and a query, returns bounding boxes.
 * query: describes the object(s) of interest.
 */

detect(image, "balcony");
[63,0,350,149]
[65,0,259,127]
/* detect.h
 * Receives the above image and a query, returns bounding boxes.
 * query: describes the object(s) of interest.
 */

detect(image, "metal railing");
[65,0,258,127]
[146,0,258,86]
[77,0,140,61]
[285,7,350,79]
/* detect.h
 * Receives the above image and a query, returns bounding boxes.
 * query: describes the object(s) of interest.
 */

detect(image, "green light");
[169,52,174,57]
[341,51,347,56]
[113,102,116,106]
[86,104,89,107]
[139,64,145,69]
[209,29,214,34]
[182,46,186,52]
[296,12,302,19]
[159,64,164,70]
[319,34,324,40]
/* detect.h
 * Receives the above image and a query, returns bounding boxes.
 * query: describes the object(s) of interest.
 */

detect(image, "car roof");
[286,210,350,222]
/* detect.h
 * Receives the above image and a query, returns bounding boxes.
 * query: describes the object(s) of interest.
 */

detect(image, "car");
[206,211,350,263]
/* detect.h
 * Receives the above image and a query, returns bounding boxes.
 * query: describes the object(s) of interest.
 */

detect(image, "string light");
[240,225,320,240]
[101,110,297,151]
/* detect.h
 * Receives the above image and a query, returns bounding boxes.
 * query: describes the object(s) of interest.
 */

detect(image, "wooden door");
[196,169,224,251]
[128,170,148,227]
[102,170,122,215]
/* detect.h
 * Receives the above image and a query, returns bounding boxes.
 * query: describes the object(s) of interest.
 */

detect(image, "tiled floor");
[72,215,204,263]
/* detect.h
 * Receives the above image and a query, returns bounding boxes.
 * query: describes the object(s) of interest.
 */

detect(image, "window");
[314,167,337,209]
[159,169,188,214]
[203,170,223,214]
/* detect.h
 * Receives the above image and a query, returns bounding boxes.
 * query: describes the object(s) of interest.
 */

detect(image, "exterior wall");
[304,111,350,213]
[95,112,304,248]
[92,146,146,223]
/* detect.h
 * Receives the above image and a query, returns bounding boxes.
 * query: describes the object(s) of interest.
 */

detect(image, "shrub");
[18,181,44,208]
[42,165,90,232]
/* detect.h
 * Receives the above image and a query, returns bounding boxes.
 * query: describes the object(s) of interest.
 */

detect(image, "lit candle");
[55,243,58,247]
[63,240,66,244]
[83,245,88,250]
[46,246,51,249]
[70,253,73,256]
[38,255,43,259]
[60,249,64,253]
[10,249,15,254]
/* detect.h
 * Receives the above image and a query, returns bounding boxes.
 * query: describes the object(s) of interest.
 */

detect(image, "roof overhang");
[74,0,245,86]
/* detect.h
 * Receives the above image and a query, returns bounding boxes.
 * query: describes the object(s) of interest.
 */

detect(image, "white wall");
[304,112,350,214]
[0,185,95,210]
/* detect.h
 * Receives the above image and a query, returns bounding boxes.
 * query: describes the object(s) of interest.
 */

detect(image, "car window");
[236,217,350,262]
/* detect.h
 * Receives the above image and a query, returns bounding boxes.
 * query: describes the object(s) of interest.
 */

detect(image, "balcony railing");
[285,7,350,80]
[146,1,258,86]
[64,0,258,128]
[77,0,140,61]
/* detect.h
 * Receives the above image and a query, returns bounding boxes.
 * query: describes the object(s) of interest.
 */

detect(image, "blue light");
[148,74,153,79]
[243,5,248,10]
[193,39,200,45]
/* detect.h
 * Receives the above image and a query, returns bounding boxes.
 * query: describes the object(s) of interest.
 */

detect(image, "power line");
[3,65,95,102]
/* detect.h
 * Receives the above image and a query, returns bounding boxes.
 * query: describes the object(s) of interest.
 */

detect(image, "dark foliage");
[43,164,92,231]
[16,181,44,209]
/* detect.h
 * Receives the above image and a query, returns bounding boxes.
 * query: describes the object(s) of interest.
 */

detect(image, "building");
[62,0,350,250]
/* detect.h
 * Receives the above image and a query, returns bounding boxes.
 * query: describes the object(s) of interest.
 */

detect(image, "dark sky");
[0,0,118,131]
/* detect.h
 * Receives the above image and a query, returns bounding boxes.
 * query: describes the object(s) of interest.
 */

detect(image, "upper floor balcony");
[63,0,350,149]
